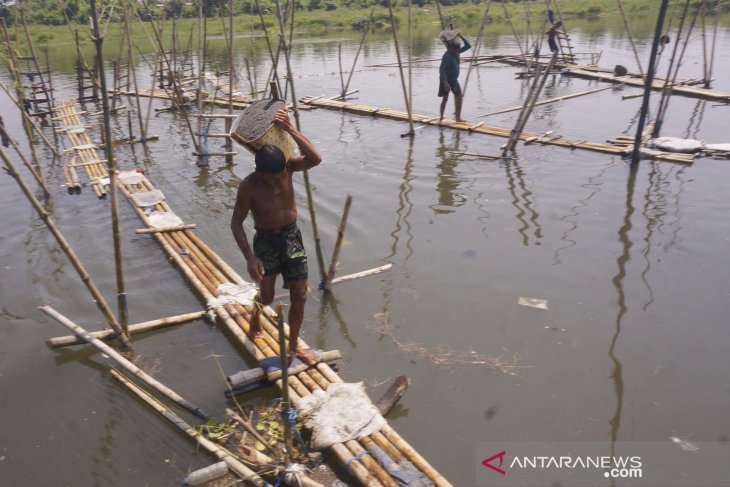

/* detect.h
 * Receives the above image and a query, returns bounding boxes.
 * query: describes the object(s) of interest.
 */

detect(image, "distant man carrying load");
[438,30,471,123]
[546,21,563,54]
[231,108,322,365]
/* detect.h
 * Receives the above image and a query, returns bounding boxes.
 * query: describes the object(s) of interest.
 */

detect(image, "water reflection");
[502,157,542,246]
[685,99,707,139]
[387,137,415,262]
[608,162,635,464]
[553,161,617,265]
[431,130,467,215]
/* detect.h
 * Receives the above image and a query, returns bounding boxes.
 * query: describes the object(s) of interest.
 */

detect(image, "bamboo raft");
[299,96,695,164]
[498,56,730,103]
[54,100,110,197]
[54,99,450,487]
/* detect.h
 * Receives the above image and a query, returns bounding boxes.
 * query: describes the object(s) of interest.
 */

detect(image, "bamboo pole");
[275,304,294,462]
[475,84,616,118]
[135,224,197,234]
[653,0,697,137]
[324,195,352,291]
[632,0,670,164]
[386,0,414,136]
[706,0,719,88]
[342,9,374,98]
[462,0,493,97]
[42,305,208,420]
[0,146,128,342]
[272,0,328,286]
[0,119,50,196]
[110,370,268,487]
[124,5,147,142]
[197,0,204,163]
[47,310,206,348]
[90,0,130,336]
[502,63,545,155]
[226,0,234,165]
[434,0,445,30]
[616,0,644,78]
[338,43,345,98]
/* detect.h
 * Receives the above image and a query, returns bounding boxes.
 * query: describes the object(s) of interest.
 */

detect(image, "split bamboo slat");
[52,98,448,485]
[299,96,695,164]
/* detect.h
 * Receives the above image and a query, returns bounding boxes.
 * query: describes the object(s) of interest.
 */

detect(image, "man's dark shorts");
[438,79,462,97]
[253,222,308,287]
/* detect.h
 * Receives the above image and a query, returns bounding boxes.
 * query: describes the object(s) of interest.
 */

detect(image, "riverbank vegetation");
[5,0,727,49]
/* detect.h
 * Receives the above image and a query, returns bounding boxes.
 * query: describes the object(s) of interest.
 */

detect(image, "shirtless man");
[230,108,322,365]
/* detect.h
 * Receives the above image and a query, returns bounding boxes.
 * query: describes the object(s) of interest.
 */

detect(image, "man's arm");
[459,35,471,53]
[273,109,322,172]
[230,180,264,283]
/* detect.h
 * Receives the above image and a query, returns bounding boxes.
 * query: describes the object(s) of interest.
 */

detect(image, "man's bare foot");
[249,321,262,339]
[455,118,466,123]
[294,348,320,366]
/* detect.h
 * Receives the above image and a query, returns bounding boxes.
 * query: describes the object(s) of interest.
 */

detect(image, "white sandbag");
[648,137,704,153]
[294,382,386,450]
[147,211,183,229]
[130,189,165,207]
[704,143,730,152]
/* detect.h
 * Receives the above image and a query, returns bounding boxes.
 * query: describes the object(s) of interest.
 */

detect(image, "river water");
[1,16,730,487]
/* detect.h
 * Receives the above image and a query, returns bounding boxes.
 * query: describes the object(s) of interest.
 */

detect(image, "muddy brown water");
[1,20,730,486]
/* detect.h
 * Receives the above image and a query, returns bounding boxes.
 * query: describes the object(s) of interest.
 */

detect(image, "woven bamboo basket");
[229,99,297,160]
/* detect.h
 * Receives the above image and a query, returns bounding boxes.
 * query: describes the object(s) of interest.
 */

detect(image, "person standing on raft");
[231,108,323,365]
[438,30,471,123]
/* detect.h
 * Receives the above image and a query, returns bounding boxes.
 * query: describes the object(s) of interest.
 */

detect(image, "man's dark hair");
[255,144,286,173]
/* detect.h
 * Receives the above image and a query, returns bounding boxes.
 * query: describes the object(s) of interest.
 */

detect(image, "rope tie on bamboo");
[344,450,372,472]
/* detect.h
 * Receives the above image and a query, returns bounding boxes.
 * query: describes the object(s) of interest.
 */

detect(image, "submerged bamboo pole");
[42,305,210,420]
[110,370,268,487]
[276,304,294,462]
[47,310,206,348]
[90,0,129,335]
[0,146,129,343]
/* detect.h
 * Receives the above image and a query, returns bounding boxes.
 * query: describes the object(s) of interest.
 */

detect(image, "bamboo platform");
[498,56,730,103]
[54,99,451,487]
[54,100,110,197]
[114,88,313,111]
[299,96,695,164]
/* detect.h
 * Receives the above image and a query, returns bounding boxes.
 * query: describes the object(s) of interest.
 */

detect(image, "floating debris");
[518,297,549,310]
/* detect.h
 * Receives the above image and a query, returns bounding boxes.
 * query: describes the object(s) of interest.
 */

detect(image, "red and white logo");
[482,451,507,475]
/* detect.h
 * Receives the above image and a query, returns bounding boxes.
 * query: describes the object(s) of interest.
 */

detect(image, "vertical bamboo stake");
[276,303,294,462]
[386,0,414,136]
[124,6,147,142]
[616,0,644,78]
[407,0,413,129]
[226,0,234,165]
[700,1,708,85]
[463,0,493,97]
[197,0,204,163]
[324,195,353,291]
[342,8,374,97]
[0,146,128,343]
[338,43,345,98]
[434,0,445,30]
[632,0,670,164]
[273,0,328,286]
[90,0,129,335]
[706,0,719,88]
